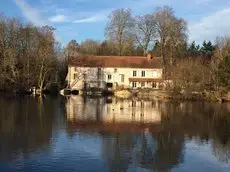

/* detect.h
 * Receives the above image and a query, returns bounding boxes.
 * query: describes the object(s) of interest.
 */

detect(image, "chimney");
[147,53,153,60]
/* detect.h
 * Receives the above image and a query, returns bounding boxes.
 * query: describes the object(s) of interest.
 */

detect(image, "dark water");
[0,96,230,172]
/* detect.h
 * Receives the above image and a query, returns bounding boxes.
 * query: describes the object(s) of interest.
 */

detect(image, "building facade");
[66,55,163,90]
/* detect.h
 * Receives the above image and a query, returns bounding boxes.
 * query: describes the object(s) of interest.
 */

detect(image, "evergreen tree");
[200,40,215,58]
[187,41,201,57]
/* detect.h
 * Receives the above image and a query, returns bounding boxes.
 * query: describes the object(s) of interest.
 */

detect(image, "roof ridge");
[69,55,163,68]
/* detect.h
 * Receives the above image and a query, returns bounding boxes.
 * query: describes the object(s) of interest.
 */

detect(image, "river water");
[0,95,230,172]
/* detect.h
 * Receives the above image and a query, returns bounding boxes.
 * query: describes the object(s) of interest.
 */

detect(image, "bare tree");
[79,39,100,55]
[170,58,211,91]
[36,26,57,92]
[98,40,118,56]
[135,14,156,55]
[66,40,80,57]
[105,8,135,56]
[211,36,230,90]
[214,36,230,60]
[0,17,22,88]
[154,6,187,68]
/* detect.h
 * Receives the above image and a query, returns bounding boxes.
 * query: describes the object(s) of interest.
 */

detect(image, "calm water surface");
[0,95,230,172]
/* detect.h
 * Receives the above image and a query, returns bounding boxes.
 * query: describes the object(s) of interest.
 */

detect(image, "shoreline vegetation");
[114,89,230,102]
[0,6,230,100]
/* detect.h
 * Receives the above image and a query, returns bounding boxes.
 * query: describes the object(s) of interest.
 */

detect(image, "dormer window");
[141,71,145,77]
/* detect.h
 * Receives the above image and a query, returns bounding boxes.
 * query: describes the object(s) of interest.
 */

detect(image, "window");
[73,73,78,80]
[74,67,77,72]
[133,71,137,77]
[152,71,157,78]
[108,74,112,80]
[114,68,117,73]
[132,82,137,88]
[120,74,124,82]
[106,83,113,88]
[141,71,145,77]
[152,82,157,88]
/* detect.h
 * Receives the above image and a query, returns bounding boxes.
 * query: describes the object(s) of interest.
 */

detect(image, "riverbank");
[114,89,230,102]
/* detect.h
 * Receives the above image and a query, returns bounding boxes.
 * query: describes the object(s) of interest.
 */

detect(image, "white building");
[66,55,163,90]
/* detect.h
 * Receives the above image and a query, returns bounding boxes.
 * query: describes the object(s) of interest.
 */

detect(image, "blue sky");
[1,0,230,45]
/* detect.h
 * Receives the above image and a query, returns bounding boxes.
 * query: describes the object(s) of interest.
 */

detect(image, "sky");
[1,0,230,45]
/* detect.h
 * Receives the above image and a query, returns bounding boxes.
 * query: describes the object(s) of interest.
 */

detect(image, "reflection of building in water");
[66,96,105,121]
[103,98,161,123]
[66,96,161,124]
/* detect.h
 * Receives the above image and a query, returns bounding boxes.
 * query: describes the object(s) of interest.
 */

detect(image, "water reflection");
[0,96,230,171]
[0,96,63,162]
[66,96,161,133]
[66,96,230,171]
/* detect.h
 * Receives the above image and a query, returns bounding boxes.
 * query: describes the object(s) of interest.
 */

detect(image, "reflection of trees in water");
[101,132,135,172]
[0,96,61,161]
[212,139,230,163]
[151,132,184,171]
[212,115,230,163]
[161,101,230,164]
[101,131,184,172]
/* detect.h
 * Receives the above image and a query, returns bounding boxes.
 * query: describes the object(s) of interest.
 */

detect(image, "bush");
[171,86,182,95]
[203,91,221,102]
[218,56,230,88]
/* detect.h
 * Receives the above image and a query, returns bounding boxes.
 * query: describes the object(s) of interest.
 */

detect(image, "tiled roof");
[69,56,163,69]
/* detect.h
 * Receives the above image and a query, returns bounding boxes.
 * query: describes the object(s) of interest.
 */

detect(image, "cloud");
[74,15,105,23]
[14,0,47,26]
[49,14,68,22]
[73,11,110,23]
[189,7,230,43]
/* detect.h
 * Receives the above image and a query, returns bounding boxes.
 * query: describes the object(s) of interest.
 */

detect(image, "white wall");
[67,66,104,90]
[67,66,163,90]
[103,67,162,89]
